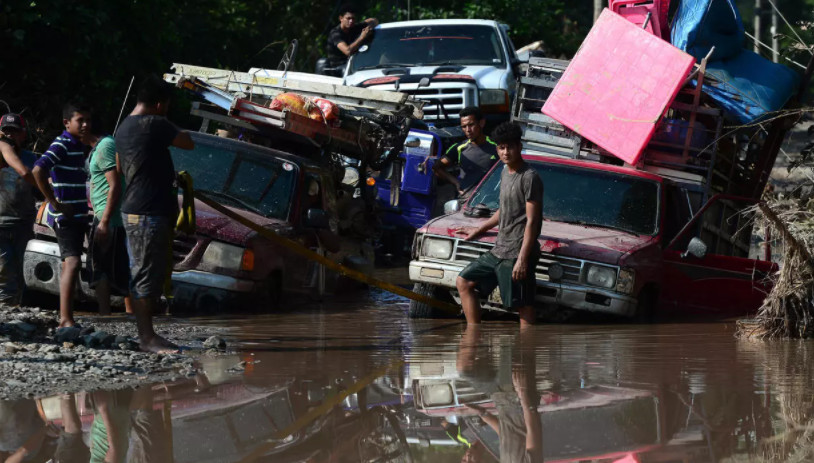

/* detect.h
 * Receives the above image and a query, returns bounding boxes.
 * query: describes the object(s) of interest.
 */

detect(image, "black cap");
[0,113,25,131]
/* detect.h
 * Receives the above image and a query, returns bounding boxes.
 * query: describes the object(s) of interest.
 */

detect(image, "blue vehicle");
[371,126,465,259]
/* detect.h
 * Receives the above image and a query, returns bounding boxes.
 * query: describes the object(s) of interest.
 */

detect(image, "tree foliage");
[2,0,812,146]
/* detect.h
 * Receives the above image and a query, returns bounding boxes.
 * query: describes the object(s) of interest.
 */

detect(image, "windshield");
[171,138,298,221]
[467,161,660,236]
[349,24,506,74]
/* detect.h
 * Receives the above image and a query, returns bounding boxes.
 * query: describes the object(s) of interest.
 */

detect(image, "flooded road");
[4,290,814,462]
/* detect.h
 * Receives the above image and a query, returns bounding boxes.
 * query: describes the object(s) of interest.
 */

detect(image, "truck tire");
[408,283,453,319]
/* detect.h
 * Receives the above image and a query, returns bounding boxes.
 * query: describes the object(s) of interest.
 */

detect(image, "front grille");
[450,237,584,284]
[401,87,470,120]
[172,234,198,265]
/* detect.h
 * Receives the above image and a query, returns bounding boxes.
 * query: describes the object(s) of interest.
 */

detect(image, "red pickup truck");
[408,152,775,320]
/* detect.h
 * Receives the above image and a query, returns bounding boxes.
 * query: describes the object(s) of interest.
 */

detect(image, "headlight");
[421,238,453,260]
[616,268,635,294]
[586,264,617,289]
[202,241,254,271]
[342,166,360,187]
[479,89,508,106]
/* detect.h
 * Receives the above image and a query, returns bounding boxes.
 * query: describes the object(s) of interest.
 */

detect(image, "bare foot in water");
[139,335,180,354]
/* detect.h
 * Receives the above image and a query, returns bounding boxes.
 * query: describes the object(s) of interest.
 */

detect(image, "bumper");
[24,240,96,300]
[24,239,257,310]
[409,260,637,317]
[170,270,256,311]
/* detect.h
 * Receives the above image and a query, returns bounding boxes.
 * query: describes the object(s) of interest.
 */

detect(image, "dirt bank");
[0,305,225,400]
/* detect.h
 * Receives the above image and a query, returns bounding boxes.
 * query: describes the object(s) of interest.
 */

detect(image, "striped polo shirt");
[33,130,88,224]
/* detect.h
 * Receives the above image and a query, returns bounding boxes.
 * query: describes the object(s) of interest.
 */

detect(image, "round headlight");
[586,265,617,289]
[421,238,453,260]
[342,167,360,187]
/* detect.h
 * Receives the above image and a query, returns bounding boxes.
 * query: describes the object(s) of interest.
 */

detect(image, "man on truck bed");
[326,4,378,69]
[455,122,543,326]
[433,107,498,198]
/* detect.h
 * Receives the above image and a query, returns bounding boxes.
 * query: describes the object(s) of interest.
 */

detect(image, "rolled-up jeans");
[0,221,34,304]
[122,214,173,299]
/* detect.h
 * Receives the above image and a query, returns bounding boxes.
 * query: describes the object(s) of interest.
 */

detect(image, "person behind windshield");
[433,107,498,198]
[326,4,378,69]
[456,122,543,326]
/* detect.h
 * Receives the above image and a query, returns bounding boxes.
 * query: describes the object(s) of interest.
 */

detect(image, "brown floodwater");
[4,288,814,462]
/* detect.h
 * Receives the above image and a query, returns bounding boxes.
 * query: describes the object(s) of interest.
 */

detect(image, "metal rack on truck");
[164,63,426,170]
[512,56,793,261]
[513,56,793,198]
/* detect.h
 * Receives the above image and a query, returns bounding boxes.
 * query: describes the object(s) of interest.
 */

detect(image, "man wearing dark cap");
[0,114,37,305]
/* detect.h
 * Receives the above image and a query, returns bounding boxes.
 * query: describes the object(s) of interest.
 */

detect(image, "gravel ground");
[0,305,228,400]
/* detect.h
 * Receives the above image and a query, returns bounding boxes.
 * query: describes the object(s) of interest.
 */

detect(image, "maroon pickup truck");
[408,153,775,320]
[23,132,373,311]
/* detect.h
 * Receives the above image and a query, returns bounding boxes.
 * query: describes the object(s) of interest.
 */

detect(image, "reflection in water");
[3,304,814,462]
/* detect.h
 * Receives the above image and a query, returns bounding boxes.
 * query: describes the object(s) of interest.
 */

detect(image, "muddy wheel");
[408,283,452,319]
[634,287,658,323]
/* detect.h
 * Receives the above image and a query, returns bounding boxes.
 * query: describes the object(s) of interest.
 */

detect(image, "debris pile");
[738,195,814,338]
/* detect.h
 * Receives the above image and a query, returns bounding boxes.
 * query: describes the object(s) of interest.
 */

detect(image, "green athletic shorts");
[458,251,537,309]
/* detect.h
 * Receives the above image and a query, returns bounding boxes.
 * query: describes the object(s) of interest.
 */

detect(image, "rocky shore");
[0,305,225,400]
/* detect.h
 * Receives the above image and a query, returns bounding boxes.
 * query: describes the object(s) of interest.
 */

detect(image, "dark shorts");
[54,218,88,260]
[89,217,131,296]
[123,214,173,299]
[459,251,537,309]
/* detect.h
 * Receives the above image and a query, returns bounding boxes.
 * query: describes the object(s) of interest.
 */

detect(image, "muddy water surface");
[4,291,814,462]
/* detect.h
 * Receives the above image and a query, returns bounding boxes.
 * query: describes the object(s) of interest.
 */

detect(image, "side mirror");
[682,237,708,259]
[443,200,461,215]
[304,208,330,229]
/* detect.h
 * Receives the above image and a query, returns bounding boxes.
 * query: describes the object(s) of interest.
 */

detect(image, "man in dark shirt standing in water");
[326,4,378,69]
[456,122,544,326]
[116,75,194,353]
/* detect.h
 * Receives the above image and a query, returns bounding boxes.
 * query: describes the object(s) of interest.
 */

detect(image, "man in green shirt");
[85,127,131,315]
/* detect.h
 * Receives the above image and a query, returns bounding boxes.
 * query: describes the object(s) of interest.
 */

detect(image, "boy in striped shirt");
[32,102,91,328]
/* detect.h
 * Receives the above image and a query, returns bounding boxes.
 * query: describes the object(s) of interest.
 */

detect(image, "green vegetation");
[1,0,812,144]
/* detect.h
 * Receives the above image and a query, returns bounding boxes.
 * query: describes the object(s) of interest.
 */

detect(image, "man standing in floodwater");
[116,75,194,353]
[456,122,543,326]
[32,103,92,328]
[0,114,37,305]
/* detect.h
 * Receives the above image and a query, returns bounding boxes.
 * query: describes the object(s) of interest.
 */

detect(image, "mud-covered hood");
[422,213,656,265]
[192,199,291,246]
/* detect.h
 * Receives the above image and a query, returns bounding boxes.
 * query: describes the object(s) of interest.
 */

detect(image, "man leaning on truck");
[456,122,543,326]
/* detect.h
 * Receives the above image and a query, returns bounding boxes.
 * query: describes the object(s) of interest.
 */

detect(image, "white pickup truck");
[343,19,521,127]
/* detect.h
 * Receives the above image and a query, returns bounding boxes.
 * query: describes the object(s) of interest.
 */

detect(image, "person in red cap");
[0,113,37,305]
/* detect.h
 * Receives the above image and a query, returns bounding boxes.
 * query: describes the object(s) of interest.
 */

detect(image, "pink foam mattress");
[542,8,695,164]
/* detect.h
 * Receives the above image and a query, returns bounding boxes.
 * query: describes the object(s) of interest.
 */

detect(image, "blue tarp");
[671,0,799,124]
